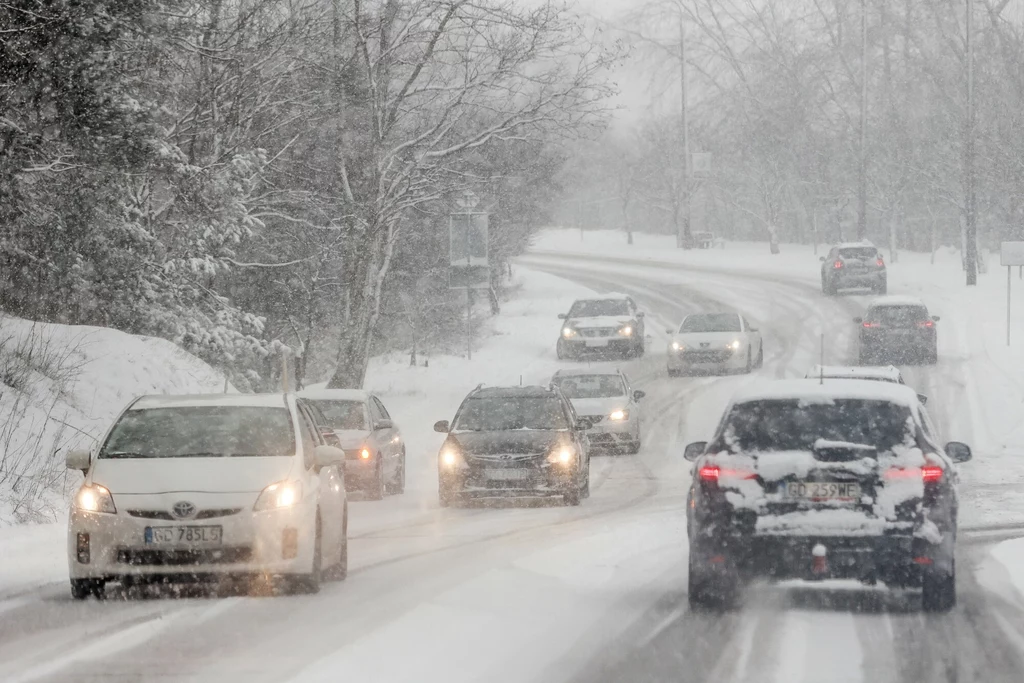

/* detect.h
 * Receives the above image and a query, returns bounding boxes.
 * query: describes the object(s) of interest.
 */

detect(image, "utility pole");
[679,15,692,249]
[857,0,868,241]
[965,0,978,285]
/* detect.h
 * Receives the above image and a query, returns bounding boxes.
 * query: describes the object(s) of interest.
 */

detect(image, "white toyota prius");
[667,312,763,376]
[65,393,349,599]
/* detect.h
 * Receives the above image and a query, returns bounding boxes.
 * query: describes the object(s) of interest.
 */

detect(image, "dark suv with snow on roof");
[821,243,887,295]
[684,380,972,612]
[433,385,591,507]
[856,297,939,365]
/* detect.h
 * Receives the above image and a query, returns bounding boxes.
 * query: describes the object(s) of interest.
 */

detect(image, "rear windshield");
[718,399,914,453]
[554,375,625,399]
[99,406,295,458]
[838,247,878,260]
[569,299,630,317]
[453,397,569,431]
[869,305,928,325]
[680,314,741,333]
[308,400,366,430]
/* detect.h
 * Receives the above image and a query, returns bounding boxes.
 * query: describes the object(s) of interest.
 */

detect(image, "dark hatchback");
[684,380,971,612]
[855,297,939,365]
[434,386,591,507]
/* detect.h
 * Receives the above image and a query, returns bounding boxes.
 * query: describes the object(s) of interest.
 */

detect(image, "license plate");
[145,525,223,545]
[486,469,533,481]
[585,338,609,347]
[785,481,861,501]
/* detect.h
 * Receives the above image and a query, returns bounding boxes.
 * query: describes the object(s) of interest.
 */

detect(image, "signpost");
[449,192,489,359]
[1000,241,1024,345]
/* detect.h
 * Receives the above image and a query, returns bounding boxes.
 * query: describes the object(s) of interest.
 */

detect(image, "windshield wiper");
[101,451,150,459]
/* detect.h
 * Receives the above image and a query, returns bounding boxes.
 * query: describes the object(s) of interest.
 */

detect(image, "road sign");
[454,190,480,210]
[691,152,712,178]
[1001,241,1024,266]
[449,212,489,289]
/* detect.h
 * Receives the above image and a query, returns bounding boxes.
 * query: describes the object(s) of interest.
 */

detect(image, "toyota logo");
[171,501,197,519]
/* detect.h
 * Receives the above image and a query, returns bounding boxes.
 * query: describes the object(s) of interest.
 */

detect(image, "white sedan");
[66,393,349,599]
[666,312,763,376]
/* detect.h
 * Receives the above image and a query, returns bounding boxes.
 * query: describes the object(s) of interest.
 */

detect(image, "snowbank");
[0,315,229,524]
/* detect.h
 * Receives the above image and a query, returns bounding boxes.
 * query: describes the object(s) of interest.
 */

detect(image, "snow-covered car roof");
[730,379,919,407]
[834,240,876,249]
[551,367,623,378]
[572,292,631,302]
[298,388,369,402]
[132,393,291,410]
[805,365,902,383]
[868,295,928,309]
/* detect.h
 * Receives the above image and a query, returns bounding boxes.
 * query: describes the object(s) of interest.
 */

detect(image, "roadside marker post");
[1000,242,1024,346]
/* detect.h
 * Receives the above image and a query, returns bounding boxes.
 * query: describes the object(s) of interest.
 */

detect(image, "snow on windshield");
[569,299,630,317]
[554,375,625,399]
[453,397,569,431]
[680,313,741,333]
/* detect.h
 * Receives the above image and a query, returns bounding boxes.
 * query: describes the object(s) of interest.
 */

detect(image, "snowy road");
[3,251,1024,682]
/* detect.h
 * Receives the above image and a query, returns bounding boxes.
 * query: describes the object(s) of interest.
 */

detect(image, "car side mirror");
[917,393,928,405]
[576,417,593,431]
[749,327,758,333]
[313,444,346,470]
[684,442,707,461]
[945,441,972,463]
[320,430,342,447]
[819,256,826,262]
[853,317,863,324]
[65,448,91,473]
[636,312,645,318]
[931,316,941,322]
[433,420,450,433]
[665,328,675,334]
[557,313,567,320]
[374,419,394,431]
[633,390,646,401]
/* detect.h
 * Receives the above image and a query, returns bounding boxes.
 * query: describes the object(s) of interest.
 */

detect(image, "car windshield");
[308,400,366,430]
[99,407,295,458]
[838,247,877,260]
[453,397,569,431]
[568,299,630,317]
[870,305,929,325]
[680,314,741,333]
[554,375,625,399]
[719,399,914,453]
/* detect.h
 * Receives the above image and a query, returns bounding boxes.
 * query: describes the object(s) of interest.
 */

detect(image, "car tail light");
[862,321,880,328]
[76,532,90,564]
[917,320,934,328]
[876,258,885,267]
[698,465,756,482]
[921,465,943,483]
[833,260,843,269]
[884,466,944,482]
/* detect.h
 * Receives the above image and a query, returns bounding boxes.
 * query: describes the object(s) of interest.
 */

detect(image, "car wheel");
[876,280,888,295]
[285,518,322,595]
[927,345,938,365]
[389,450,406,494]
[581,471,591,498]
[70,579,105,600]
[325,506,348,582]
[688,551,737,611]
[366,459,385,501]
[922,563,956,612]
[564,484,582,506]
[744,349,753,373]
[439,484,457,508]
[756,343,764,368]
[556,339,567,360]
[626,435,641,454]
[667,367,680,377]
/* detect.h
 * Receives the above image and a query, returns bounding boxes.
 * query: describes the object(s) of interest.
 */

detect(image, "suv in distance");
[557,295,645,360]
[855,296,939,365]
[684,380,971,612]
[434,386,591,507]
[821,242,887,295]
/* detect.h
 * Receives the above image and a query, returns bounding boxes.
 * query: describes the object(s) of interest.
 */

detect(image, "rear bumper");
[832,271,885,288]
[693,532,937,586]
[860,331,936,352]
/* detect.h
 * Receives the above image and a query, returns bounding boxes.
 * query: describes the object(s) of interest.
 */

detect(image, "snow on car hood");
[450,430,563,455]
[567,316,632,329]
[90,456,296,494]
[331,429,373,450]
[569,397,627,418]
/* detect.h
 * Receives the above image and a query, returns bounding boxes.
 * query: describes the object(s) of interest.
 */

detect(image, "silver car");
[550,369,645,453]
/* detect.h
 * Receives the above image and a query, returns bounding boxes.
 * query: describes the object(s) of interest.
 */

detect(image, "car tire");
[70,579,105,600]
[922,563,956,612]
[927,345,938,365]
[626,435,641,454]
[366,459,385,501]
[744,349,753,373]
[756,343,764,368]
[439,485,457,508]
[667,367,680,377]
[557,339,576,361]
[325,506,348,582]
[564,485,582,506]
[389,450,406,494]
[688,552,736,611]
[875,280,888,295]
[581,471,591,498]
[285,518,322,595]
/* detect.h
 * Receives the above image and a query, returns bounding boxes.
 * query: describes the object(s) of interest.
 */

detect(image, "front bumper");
[439,462,577,498]
[667,348,741,371]
[68,499,317,580]
[562,337,634,354]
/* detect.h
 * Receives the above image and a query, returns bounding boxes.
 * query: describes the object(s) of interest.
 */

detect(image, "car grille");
[117,547,252,566]
[684,350,732,363]
[579,328,617,338]
[466,452,546,466]
[126,508,242,521]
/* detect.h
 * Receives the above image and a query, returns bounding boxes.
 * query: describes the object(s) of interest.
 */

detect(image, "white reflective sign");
[1001,241,1024,266]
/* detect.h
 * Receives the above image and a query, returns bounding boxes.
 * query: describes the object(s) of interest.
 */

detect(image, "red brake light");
[921,465,943,483]
[699,465,719,481]
[862,321,880,328]
[699,465,756,481]
[876,258,885,267]
[833,260,843,269]
[917,320,934,328]
[884,466,944,482]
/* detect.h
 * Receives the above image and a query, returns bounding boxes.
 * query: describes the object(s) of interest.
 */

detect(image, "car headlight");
[608,409,629,421]
[671,341,683,351]
[619,325,633,337]
[440,446,466,468]
[254,481,303,511]
[359,447,372,460]
[548,446,576,466]
[74,484,116,514]
[562,327,577,339]
[729,340,741,350]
